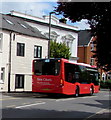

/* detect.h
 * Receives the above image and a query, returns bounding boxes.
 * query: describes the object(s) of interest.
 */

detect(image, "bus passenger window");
[68,73,73,82]
[64,63,80,83]
[74,72,80,80]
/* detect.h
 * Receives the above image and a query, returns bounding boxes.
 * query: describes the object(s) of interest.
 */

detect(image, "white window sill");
[0,80,4,84]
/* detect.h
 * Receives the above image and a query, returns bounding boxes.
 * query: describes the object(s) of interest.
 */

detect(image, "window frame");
[90,58,95,66]
[0,67,5,83]
[34,45,42,58]
[15,74,24,89]
[17,42,25,57]
[0,33,3,51]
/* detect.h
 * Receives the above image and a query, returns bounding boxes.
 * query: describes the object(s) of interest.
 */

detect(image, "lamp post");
[48,12,55,59]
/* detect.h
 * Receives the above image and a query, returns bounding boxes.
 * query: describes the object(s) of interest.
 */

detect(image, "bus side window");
[68,73,73,82]
[64,63,81,83]
[64,63,74,83]
[73,65,80,82]
[74,72,80,80]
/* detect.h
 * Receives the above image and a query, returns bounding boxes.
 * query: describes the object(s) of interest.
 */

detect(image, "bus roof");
[68,60,97,68]
[33,58,97,68]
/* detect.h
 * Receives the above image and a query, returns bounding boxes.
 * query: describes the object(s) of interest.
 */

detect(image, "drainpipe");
[8,32,12,93]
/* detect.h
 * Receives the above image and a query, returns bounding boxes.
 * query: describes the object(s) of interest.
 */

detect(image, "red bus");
[32,58,100,96]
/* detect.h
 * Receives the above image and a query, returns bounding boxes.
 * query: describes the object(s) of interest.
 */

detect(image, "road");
[0,90,111,119]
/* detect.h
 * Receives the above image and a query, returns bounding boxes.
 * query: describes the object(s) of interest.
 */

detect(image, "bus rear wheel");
[75,86,79,97]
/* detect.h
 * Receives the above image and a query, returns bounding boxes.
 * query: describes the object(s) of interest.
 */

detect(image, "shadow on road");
[2,92,97,99]
[2,106,110,119]
[79,99,111,109]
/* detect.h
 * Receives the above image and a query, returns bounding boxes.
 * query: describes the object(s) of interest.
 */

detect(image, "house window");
[0,33,3,51]
[90,41,94,51]
[34,45,42,58]
[0,67,5,83]
[61,34,75,52]
[15,74,24,88]
[90,58,95,65]
[44,31,59,42]
[17,43,25,56]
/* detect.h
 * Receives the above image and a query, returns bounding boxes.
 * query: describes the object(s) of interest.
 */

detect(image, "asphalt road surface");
[0,90,111,119]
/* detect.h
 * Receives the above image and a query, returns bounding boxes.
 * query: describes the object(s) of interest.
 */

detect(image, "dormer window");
[20,23,27,29]
[5,19,14,25]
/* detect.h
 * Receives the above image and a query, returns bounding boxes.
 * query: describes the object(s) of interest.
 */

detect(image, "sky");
[0,0,90,30]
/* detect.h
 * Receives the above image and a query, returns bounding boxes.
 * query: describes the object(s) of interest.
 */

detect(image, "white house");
[0,14,48,92]
[9,11,79,62]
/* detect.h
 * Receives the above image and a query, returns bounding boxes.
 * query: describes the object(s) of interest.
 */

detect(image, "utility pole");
[48,12,55,59]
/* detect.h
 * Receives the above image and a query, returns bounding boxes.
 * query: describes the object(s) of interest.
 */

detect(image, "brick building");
[77,30,97,66]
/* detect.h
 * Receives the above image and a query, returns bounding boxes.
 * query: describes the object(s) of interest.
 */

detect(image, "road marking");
[6,105,16,108]
[15,102,46,109]
[0,97,21,101]
[56,96,97,102]
[56,98,76,102]
[22,101,42,105]
[83,96,97,98]
[104,95,111,97]
[84,107,110,120]
[22,102,30,105]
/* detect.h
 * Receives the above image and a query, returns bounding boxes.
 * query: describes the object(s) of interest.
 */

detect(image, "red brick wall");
[78,45,97,65]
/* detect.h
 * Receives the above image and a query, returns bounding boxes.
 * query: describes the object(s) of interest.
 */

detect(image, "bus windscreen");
[33,59,60,76]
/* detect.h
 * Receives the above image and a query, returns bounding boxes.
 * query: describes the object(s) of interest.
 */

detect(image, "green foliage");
[50,41,71,59]
[55,2,111,71]
[100,80,111,89]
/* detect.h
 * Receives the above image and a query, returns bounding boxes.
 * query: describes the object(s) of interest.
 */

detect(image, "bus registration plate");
[42,88,51,91]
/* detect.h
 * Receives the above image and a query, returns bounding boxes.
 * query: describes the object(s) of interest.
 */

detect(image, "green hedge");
[100,79,111,89]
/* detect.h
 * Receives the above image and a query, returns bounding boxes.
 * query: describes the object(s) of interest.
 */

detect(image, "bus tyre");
[75,86,79,97]
[90,87,94,96]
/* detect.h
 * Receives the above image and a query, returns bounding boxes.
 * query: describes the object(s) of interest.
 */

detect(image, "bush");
[100,80,111,89]
[50,41,71,59]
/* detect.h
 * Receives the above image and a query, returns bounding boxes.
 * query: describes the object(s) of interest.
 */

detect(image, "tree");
[59,18,67,23]
[55,2,111,71]
[50,41,71,59]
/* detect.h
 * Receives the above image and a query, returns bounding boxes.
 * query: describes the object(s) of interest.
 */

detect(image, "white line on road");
[104,95,111,97]
[15,102,46,109]
[56,96,97,102]
[56,98,76,102]
[81,96,97,99]
[84,107,110,120]
[0,97,22,101]
[6,105,16,108]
